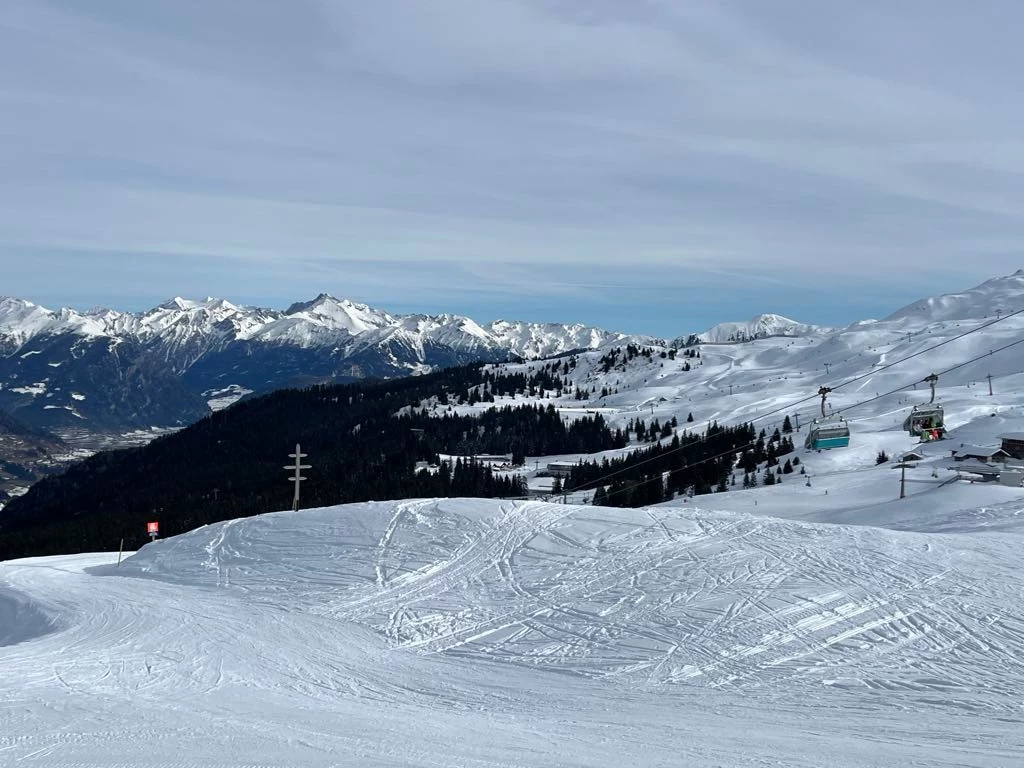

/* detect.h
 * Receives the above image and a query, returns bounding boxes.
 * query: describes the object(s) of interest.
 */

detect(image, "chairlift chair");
[903,373,946,441]
[804,385,851,450]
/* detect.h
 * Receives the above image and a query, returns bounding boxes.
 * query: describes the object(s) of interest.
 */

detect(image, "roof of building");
[941,459,1003,475]
[999,433,1024,441]
[952,444,1008,457]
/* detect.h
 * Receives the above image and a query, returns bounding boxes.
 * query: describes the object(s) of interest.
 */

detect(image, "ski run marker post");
[147,521,159,540]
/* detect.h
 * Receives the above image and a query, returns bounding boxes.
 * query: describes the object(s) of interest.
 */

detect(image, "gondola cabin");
[903,404,945,440]
[804,416,851,450]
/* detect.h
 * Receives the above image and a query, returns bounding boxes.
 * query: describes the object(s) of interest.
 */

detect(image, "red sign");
[147,521,159,535]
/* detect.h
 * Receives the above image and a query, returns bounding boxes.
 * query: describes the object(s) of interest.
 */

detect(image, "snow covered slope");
[414,269,1024,467]
[2,490,1022,766]
[883,269,1024,326]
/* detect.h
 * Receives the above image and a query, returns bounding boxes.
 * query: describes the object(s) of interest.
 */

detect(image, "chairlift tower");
[893,460,915,500]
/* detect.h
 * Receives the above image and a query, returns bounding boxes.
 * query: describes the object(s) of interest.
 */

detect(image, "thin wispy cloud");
[2,0,1023,334]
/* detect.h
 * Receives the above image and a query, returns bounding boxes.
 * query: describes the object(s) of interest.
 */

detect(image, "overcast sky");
[3,0,1024,336]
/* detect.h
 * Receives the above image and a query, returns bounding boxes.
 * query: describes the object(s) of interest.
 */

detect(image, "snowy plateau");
[4,271,1024,766]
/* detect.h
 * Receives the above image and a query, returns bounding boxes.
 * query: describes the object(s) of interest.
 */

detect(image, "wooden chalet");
[999,433,1024,460]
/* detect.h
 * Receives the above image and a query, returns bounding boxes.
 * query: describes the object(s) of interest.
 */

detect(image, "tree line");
[557,421,758,507]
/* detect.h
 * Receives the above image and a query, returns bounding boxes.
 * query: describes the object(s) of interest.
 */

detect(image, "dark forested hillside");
[567,422,759,506]
[0,409,66,500]
[0,365,625,559]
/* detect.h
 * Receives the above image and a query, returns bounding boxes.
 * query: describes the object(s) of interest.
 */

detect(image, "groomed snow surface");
[3,485,1024,766]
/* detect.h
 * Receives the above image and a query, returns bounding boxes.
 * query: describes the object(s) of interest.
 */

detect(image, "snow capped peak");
[0,296,40,312]
[484,319,657,359]
[400,312,494,341]
[0,298,56,349]
[201,297,238,311]
[685,313,825,345]
[281,294,393,336]
[158,297,195,311]
[283,293,337,314]
[0,298,124,343]
[0,296,49,326]
[152,296,237,313]
[143,297,247,328]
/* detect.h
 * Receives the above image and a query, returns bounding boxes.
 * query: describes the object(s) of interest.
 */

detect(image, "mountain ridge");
[0,294,659,431]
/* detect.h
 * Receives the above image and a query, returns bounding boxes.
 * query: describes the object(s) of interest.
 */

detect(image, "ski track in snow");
[3,495,1024,766]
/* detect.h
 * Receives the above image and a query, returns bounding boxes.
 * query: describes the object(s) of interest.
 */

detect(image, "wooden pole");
[116,538,124,567]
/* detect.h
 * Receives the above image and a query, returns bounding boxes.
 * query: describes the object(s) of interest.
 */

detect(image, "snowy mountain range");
[0,294,658,431]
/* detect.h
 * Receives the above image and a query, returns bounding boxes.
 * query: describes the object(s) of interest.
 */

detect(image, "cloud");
[2,0,1024,334]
